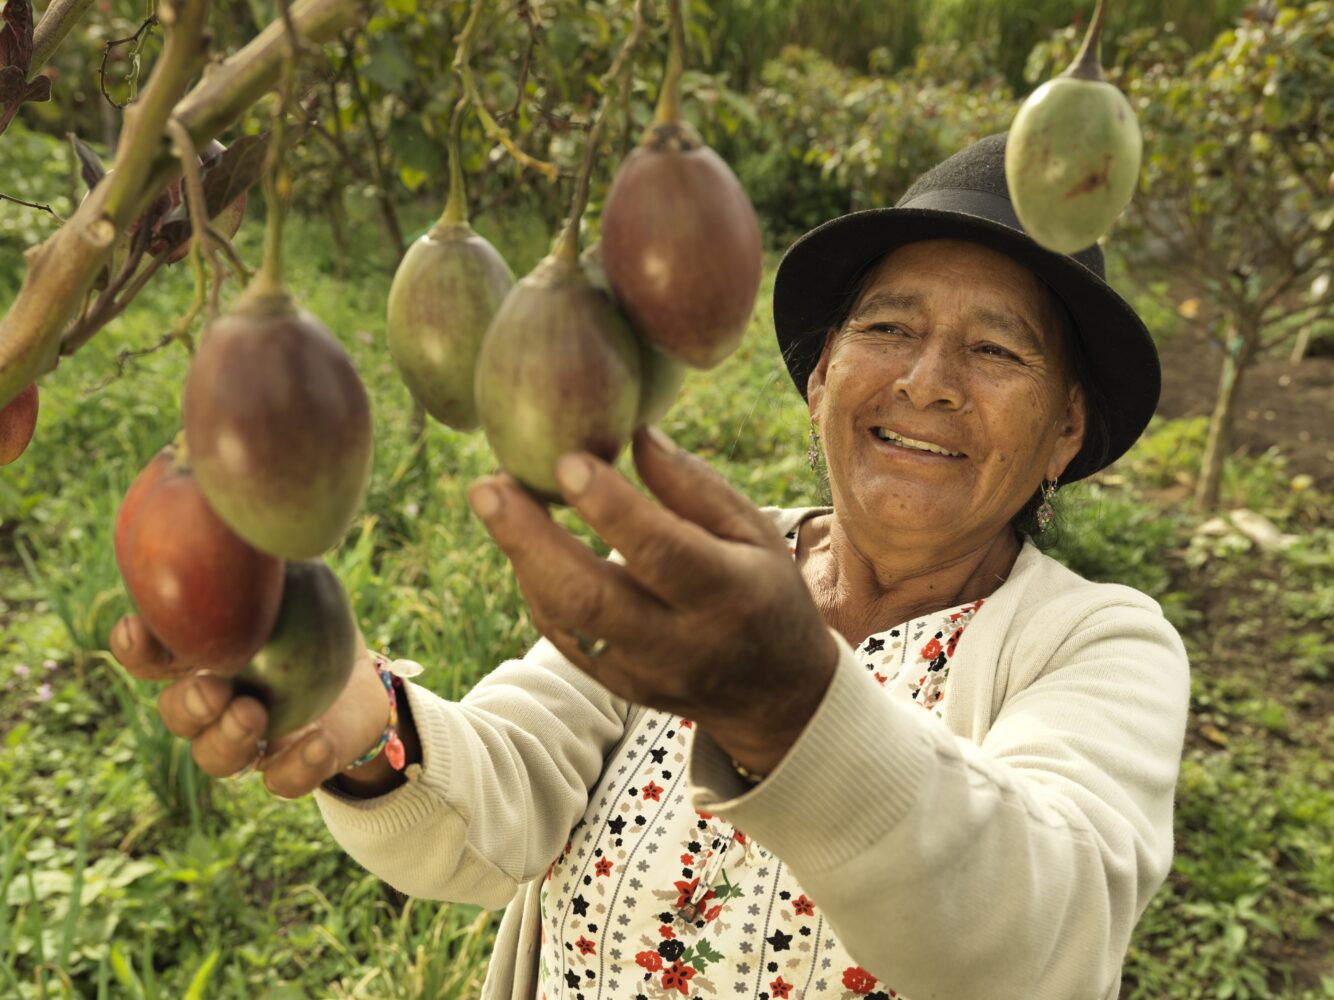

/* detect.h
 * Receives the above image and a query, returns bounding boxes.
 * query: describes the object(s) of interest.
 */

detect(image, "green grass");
[2,196,1332,997]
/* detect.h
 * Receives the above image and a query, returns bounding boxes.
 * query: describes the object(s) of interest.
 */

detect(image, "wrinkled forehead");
[844,239,1073,365]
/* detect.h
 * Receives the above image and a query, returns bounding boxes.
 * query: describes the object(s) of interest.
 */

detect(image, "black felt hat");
[773,132,1160,483]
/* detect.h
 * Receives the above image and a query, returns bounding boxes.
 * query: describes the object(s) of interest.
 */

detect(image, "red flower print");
[705,904,722,922]
[734,831,747,845]
[643,781,664,802]
[680,853,695,866]
[874,672,888,686]
[771,976,794,998]
[946,627,963,656]
[673,878,700,907]
[636,951,663,972]
[792,894,815,916]
[595,858,613,876]
[696,810,712,820]
[842,966,878,993]
[680,719,693,728]
[660,925,675,939]
[921,637,942,660]
[576,936,596,956]
[564,840,573,855]
[661,960,696,994]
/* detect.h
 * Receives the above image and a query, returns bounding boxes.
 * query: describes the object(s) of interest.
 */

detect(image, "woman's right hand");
[109,614,408,799]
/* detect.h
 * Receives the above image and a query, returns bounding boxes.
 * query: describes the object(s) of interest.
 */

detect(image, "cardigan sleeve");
[313,637,631,910]
[687,595,1189,1000]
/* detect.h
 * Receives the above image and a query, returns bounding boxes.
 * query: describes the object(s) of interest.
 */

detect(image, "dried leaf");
[71,134,107,191]
[154,130,302,250]
[22,72,47,102]
[0,0,35,74]
[0,62,22,102]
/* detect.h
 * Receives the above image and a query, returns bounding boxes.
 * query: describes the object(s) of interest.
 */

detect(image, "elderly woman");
[113,134,1188,1000]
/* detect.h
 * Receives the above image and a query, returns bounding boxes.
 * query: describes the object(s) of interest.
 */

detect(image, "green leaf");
[110,943,145,999]
[1224,921,1247,955]
[183,949,221,1000]
[362,36,412,94]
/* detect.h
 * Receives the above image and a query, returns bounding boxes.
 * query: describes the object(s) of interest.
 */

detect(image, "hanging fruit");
[599,0,762,370]
[386,102,514,430]
[182,290,373,560]
[182,109,373,560]
[1005,0,1142,254]
[114,442,285,673]
[0,382,37,466]
[231,560,359,740]
[474,252,642,501]
[473,7,658,501]
[582,241,687,429]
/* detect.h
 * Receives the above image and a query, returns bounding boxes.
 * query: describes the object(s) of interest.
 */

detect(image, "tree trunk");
[323,187,348,281]
[1290,322,1313,364]
[1195,323,1258,511]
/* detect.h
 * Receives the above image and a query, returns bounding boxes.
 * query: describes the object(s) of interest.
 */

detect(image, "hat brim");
[773,208,1160,483]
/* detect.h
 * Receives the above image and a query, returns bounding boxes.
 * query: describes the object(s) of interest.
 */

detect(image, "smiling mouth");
[872,427,965,458]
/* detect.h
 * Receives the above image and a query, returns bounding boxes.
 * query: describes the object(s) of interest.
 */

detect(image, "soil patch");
[1155,322,1334,490]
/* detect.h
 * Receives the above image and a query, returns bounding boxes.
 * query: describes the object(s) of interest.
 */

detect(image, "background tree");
[1117,1,1332,510]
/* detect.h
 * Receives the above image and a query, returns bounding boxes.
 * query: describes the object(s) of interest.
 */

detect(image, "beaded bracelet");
[345,654,408,772]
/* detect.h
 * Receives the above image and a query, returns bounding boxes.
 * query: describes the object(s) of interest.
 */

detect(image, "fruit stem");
[552,0,650,264]
[251,1,300,299]
[1064,0,1107,82]
[436,97,470,231]
[653,0,685,126]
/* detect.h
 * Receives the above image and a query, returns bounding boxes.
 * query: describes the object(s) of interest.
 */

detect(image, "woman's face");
[806,239,1087,552]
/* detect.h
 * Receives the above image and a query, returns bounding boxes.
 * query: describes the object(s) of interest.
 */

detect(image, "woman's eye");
[868,323,907,336]
[976,343,1021,361]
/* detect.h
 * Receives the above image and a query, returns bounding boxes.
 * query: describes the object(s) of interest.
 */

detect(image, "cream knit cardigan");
[316,507,1190,1000]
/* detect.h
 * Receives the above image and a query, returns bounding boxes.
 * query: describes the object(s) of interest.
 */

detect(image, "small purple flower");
[43,659,58,672]
[14,664,29,678]
[37,682,53,702]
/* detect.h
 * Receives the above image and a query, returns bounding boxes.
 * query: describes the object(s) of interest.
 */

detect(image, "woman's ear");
[1047,381,1088,482]
[805,328,838,422]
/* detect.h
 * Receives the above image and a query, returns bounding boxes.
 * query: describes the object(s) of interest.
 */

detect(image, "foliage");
[705,45,1013,245]
[0,121,75,289]
[1114,2,1333,508]
[3,198,1334,995]
[2,0,1332,996]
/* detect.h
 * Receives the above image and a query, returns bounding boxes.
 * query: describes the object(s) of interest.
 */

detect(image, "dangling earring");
[807,419,822,471]
[1036,478,1058,532]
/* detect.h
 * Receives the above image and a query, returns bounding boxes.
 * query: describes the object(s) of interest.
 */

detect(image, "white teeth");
[875,428,962,457]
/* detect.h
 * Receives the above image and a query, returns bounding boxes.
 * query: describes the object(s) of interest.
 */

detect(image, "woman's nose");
[892,338,964,410]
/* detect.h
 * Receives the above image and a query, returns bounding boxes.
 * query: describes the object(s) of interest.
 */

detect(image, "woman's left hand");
[469,426,839,776]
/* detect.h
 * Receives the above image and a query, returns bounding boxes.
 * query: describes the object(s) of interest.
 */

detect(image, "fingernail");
[184,684,210,721]
[645,425,678,456]
[302,737,330,768]
[555,455,592,496]
[468,483,501,520]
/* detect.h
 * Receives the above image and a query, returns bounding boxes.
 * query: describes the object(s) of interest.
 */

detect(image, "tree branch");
[0,192,63,220]
[1261,294,1332,334]
[99,15,161,111]
[453,0,560,182]
[30,0,99,76]
[0,0,366,408]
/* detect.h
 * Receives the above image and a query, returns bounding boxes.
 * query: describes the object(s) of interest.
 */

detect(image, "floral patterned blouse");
[535,522,986,1000]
